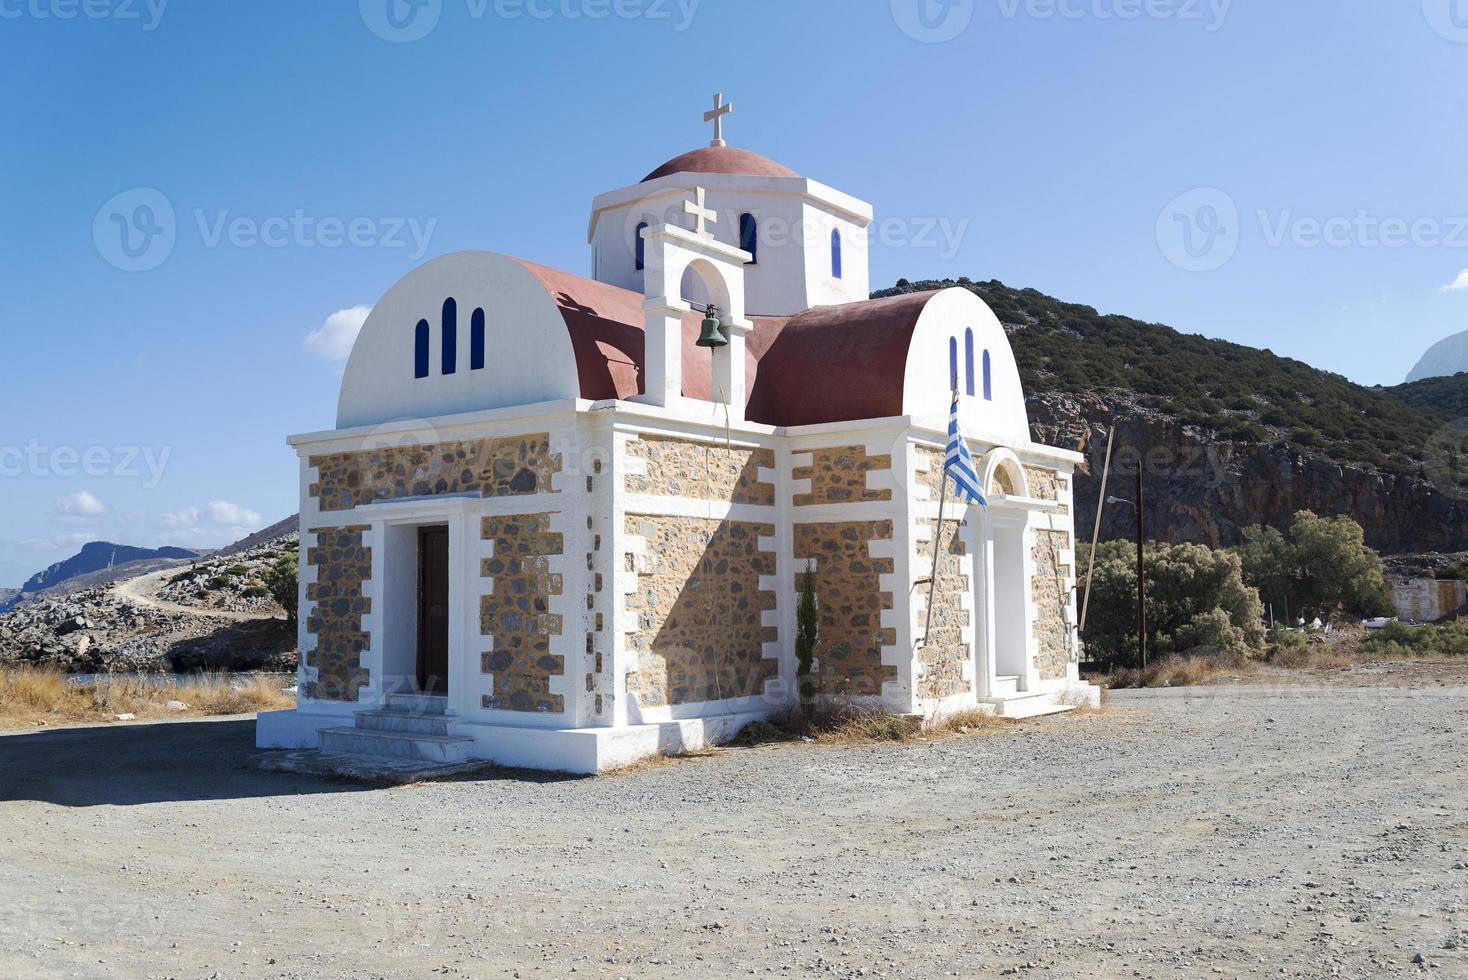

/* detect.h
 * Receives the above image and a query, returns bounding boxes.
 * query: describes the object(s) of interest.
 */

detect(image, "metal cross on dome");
[704,92,732,147]
[683,187,717,239]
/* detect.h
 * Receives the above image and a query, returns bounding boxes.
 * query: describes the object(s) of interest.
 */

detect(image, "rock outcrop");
[1030,392,1468,556]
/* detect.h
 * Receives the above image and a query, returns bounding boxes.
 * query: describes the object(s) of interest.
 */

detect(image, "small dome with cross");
[641,145,800,184]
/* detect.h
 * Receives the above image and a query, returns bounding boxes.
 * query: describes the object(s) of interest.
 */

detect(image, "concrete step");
[990,675,1021,697]
[981,690,1077,720]
[384,693,450,716]
[353,709,451,736]
[318,727,472,763]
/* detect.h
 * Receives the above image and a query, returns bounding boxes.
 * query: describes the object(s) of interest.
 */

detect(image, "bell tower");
[633,187,754,422]
[587,93,874,318]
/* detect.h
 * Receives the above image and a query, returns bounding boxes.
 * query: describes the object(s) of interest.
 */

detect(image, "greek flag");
[945,392,987,507]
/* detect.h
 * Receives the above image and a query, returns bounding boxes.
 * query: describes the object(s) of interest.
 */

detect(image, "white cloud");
[160,507,201,529]
[304,305,371,362]
[205,500,261,528]
[1441,270,1468,293]
[18,532,95,552]
[52,491,108,526]
[160,526,252,549]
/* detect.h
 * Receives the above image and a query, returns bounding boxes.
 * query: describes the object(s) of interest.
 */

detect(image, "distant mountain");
[1385,372,1468,422]
[213,514,300,558]
[1408,329,1468,382]
[22,542,199,595]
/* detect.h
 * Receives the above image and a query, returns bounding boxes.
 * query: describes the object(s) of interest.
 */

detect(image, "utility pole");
[1136,467,1146,671]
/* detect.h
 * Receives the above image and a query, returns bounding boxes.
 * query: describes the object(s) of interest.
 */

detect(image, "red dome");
[642,146,800,183]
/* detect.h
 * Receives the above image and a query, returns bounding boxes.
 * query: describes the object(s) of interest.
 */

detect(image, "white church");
[257,96,1098,774]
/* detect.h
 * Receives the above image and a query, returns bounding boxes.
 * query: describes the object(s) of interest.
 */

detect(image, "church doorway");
[417,526,450,694]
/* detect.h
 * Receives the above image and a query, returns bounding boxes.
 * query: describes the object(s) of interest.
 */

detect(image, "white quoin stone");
[634,222,753,421]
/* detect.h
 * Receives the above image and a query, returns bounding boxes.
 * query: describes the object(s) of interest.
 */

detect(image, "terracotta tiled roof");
[513,258,934,426]
[642,146,800,183]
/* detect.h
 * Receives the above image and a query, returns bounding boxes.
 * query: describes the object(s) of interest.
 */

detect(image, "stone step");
[353,709,451,736]
[384,693,450,716]
[318,727,473,763]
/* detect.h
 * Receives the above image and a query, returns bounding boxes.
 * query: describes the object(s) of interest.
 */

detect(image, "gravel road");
[2,682,1465,979]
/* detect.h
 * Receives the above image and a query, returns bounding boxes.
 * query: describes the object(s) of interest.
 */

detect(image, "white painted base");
[255,707,768,775]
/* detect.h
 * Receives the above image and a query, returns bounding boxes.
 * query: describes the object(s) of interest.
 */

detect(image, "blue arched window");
[414,319,430,379]
[635,221,649,272]
[441,298,457,375]
[982,349,993,401]
[948,336,959,390]
[739,213,758,264]
[471,307,486,370]
[831,229,843,279]
[964,328,976,397]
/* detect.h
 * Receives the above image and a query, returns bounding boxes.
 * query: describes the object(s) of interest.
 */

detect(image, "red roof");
[642,146,800,183]
[514,258,934,426]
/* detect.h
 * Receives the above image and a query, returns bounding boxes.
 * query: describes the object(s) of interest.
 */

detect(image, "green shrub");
[224,565,250,577]
[1362,621,1468,656]
[242,585,269,599]
[205,577,230,591]
[1080,540,1264,669]
[264,554,299,624]
[1236,511,1395,620]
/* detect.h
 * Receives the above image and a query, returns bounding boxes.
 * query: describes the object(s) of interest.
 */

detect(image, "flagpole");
[922,388,958,648]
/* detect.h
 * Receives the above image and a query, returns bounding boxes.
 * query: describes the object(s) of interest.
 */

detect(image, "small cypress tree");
[795,560,819,706]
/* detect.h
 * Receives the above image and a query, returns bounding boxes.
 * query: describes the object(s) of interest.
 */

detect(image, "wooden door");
[417,526,450,694]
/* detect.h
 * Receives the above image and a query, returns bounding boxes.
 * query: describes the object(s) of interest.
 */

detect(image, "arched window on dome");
[635,222,649,272]
[471,307,486,371]
[831,229,843,279]
[964,328,976,397]
[982,349,993,401]
[441,298,457,375]
[739,213,758,264]
[948,336,959,390]
[414,319,430,379]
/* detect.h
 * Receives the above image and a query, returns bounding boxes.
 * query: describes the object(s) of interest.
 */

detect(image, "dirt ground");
[2,680,1466,979]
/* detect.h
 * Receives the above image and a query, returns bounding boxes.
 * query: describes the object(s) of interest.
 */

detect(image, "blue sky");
[1,0,1465,587]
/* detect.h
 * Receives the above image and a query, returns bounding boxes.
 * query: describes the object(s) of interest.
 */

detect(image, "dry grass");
[0,668,296,730]
[1102,652,1255,689]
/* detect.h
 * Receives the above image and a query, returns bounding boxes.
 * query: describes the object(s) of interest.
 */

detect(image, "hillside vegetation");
[874,278,1459,486]
[1385,372,1468,423]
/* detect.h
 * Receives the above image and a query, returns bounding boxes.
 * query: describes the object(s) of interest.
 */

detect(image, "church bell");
[696,304,728,349]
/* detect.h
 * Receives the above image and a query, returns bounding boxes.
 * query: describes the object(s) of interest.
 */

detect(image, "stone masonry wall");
[305,526,372,701]
[1032,528,1073,681]
[480,514,565,713]
[918,518,971,700]
[310,434,559,513]
[624,517,777,707]
[793,521,896,697]
[1024,465,1071,516]
[794,446,892,506]
[624,436,775,505]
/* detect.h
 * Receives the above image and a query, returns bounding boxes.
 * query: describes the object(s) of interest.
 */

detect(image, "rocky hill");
[875,278,1467,555]
[0,533,297,674]
[22,542,199,595]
